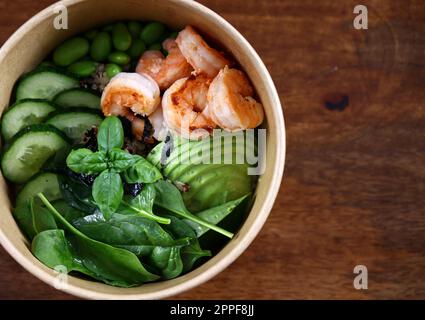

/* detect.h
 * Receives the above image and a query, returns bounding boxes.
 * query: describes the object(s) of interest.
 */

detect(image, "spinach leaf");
[52,200,86,222]
[37,193,160,287]
[123,156,162,184]
[73,210,187,280]
[154,180,234,238]
[13,196,63,240]
[73,211,184,248]
[92,169,123,219]
[13,201,36,240]
[184,194,250,238]
[66,148,107,174]
[120,184,170,224]
[162,215,211,272]
[58,174,97,214]
[97,116,124,152]
[30,197,57,234]
[148,246,183,279]
[181,243,211,273]
[31,229,97,278]
[108,149,138,172]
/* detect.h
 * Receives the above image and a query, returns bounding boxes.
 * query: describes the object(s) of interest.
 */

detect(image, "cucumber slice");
[53,89,101,109]
[1,99,56,141]
[46,108,103,142]
[15,172,61,207]
[16,68,79,101]
[1,124,70,183]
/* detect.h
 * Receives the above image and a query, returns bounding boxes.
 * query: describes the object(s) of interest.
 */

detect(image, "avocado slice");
[147,134,256,213]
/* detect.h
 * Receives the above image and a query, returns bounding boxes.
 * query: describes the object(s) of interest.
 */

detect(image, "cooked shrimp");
[101,72,160,117]
[136,39,193,90]
[148,105,168,141]
[207,66,264,131]
[129,116,145,141]
[162,74,216,140]
[176,26,230,78]
[156,39,193,89]
[135,50,164,81]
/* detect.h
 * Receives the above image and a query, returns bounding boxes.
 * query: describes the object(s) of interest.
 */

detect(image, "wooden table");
[0,0,424,299]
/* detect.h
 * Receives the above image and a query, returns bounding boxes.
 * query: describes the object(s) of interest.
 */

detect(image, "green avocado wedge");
[147,134,255,213]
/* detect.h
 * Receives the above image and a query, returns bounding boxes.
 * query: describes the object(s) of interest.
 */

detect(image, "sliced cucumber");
[53,89,101,109]
[16,68,79,101]
[1,99,56,141]
[1,125,70,183]
[15,172,61,207]
[46,108,103,142]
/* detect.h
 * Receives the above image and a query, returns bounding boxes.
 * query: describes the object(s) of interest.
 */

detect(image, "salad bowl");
[0,0,285,299]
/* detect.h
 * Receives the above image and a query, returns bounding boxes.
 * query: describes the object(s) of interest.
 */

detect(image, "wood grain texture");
[0,0,424,299]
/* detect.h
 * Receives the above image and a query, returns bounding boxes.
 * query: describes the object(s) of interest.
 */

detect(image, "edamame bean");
[84,29,98,40]
[140,22,166,45]
[108,51,131,65]
[128,21,143,38]
[67,61,97,78]
[90,31,112,62]
[168,31,179,39]
[38,61,55,68]
[127,39,146,58]
[53,37,90,67]
[105,63,122,79]
[112,23,132,51]
[102,23,116,32]
[148,43,162,51]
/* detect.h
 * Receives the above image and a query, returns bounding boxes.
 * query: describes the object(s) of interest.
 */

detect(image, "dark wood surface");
[0,0,424,299]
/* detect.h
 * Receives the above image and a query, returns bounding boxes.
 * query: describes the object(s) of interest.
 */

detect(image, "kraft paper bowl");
[0,0,285,299]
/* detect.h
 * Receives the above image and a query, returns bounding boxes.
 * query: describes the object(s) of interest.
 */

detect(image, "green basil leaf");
[153,180,234,238]
[108,149,138,172]
[97,116,124,152]
[92,170,123,219]
[66,148,107,174]
[123,156,162,184]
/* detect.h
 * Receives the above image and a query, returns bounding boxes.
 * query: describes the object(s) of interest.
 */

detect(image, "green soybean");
[53,37,90,67]
[108,51,131,65]
[105,63,122,79]
[90,31,112,62]
[112,23,132,51]
[102,23,116,32]
[168,31,179,39]
[140,22,166,45]
[127,39,146,58]
[84,29,98,40]
[128,21,143,38]
[38,61,56,68]
[67,61,97,78]
[148,43,162,51]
